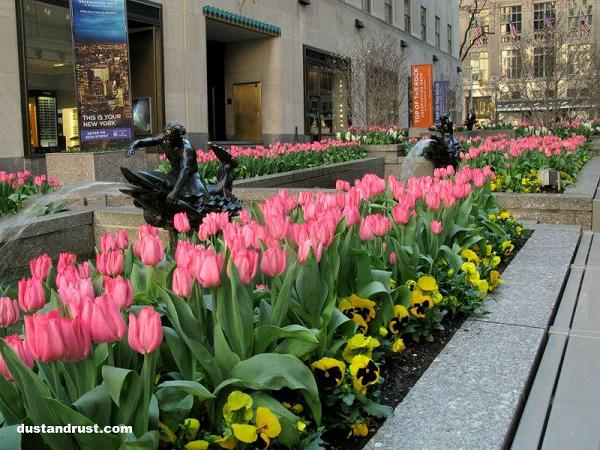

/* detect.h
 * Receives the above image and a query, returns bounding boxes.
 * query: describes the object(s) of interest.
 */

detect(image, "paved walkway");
[512,231,600,449]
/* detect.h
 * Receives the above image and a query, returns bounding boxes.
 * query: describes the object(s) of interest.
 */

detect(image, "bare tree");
[498,8,600,126]
[459,0,493,62]
[327,28,410,126]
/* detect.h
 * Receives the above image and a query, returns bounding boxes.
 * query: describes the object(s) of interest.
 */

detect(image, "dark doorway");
[207,40,226,141]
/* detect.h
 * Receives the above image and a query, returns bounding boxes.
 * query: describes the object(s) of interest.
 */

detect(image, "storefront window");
[18,0,164,156]
[23,0,76,153]
[304,48,351,140]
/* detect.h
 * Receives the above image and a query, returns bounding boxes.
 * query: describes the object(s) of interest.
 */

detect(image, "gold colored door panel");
[233,82,261,140]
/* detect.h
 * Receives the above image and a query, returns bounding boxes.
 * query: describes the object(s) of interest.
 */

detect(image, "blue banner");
[434,81,450,125]
[71,0,132,151]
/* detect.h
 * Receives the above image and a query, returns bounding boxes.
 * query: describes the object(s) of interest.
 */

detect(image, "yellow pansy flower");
[158,422,176,445]
[379,326,389,337]
[232,423,258,444]
[339,294,377,323]
[349,355,380,394]
[185,440,209,450]
[184,418,200,441]
[352,313,368,334]
[477,279,489,295]
[342,334,380,363]
[311,357,346,388]
[417,275,438,292]
[350,422,369,437]
[223,391,253,425]
[461,249,480,265]
[392,338,406,353]
[212,435,236,450]
[388,304,409,335]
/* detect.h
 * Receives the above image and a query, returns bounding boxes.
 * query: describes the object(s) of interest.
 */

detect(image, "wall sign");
[70,0,132,151]
[411,64,433,128]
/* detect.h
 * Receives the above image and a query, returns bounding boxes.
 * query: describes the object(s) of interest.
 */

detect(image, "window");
[501,49,521,79]
[500,5,522,42]
[421,6,427,41]
[404,0,411,33]
[534,2,556,37]
[568,0,593,35]
[435,16,441,48]
[470,51,489,81]
[385,0,393,24]
[447,24,453,55]
[533,46,555,78]
[362,0,371,13]
[568,44,591,75]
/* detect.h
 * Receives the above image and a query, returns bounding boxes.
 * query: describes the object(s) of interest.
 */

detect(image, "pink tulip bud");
[96,250,124,277]
[260,245,287,277]
[172,267,193,297]
[18,278,46,312]
[0,335,34,381]
[128,307,163,354]
[0,298,19,328]
[230,248,259,284]
[136,234,165,267]
[57,253,77,274]
[430,220,444,234]
[173,212,191,233]
[29,254,52,280]
[84,296,127,344]
[25,310,91,362]
[388,252,398,265]
[100,234,118,253]
[115,230,129,249]
[392,205,411,225]
[195,249,223,288]
[77,262,92,279]
[103,276,133,310]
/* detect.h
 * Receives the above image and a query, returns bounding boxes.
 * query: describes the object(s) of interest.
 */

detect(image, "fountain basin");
[46,149,147,185]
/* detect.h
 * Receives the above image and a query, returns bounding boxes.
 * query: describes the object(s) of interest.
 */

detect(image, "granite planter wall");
[46,149,147,185]
[365,144,433,178]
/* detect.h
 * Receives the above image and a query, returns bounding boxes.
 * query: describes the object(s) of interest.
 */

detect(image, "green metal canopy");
[203,5,281,37]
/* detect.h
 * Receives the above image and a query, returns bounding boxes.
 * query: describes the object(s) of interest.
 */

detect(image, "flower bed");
[336,126,408,145]
[158,141,367,183]
[460,134,591,192]
[0,167,525,449]
[0,171,61,217]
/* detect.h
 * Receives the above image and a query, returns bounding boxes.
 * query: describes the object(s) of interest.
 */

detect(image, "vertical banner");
[71,0,132,151]
[411,64,434,128]
[434,80,450,124]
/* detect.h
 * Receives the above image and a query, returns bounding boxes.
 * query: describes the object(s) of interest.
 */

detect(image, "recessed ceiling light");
[53,63,65,67]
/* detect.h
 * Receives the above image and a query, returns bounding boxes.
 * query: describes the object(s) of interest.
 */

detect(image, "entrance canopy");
[203,5,281,42]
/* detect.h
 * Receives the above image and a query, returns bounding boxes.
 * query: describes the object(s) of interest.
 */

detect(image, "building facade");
[1,0,461,173]
[460,0,600,124]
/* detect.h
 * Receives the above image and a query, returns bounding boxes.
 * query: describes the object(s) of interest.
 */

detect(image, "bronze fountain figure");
[121,122,242,230]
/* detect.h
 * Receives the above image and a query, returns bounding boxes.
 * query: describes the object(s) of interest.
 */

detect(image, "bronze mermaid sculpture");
[121,122,242,230]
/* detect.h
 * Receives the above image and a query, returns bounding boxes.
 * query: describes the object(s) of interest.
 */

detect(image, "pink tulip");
[297,239,324,264]
[128,307,163,354]
[83,296,127,344]
[266,216,290,240]
[103,276,133,310]
[392,205,411,225]
[25,310,91,362]
[343,205,361,227]
[0,335,34,381]
[430,220,444,234]
[115,230,129,249]
[96,250,124,276]
[57,253,77,273]
[78,262,91,279]
[230,249,259,284]
[18,278,45,312]
[135,234,164,266]
[29,254,52,280]
[260,245,287,277]
[194,249,223,288]
[172,267,193,297]
[388,252,398,264]
[173,212,191,233]
[0,298,19,328]
[359,214,391,240]
[100,234,117,253]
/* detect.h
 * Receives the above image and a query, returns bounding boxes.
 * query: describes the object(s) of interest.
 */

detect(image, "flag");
[473,20,484,45]
[509,21,519,41]
[580,12,591,35]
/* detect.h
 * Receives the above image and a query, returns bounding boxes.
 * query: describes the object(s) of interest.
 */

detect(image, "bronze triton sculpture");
[121,122,242,230]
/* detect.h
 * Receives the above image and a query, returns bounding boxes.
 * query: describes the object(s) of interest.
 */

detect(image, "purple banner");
[71,0,133,150]
[434,81,450,124]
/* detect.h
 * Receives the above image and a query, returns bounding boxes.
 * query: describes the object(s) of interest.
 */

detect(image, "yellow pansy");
[311,357,346,388]
[488,214,497,221]
[388,304,409,335]
[379,326,389,337]
[184,418,200,441]
[185,440,209,450]
[432,292,444,305]
[223,391,253,425]
[405,279,417,290]
[232,423,258,443]
[342,334,380,363]
[297,420,307,432]
[461,249,480,265]
[255,406,282,445]
[486,244,493,256]
[501,240,515,255]
[461,262,477,274]
[491,255,501,267]
[490,270,503,291]
[349,355,380,394]
[339,294,377,323]
[417,275,438,292]
[158,422,176,445]
[212,435,236,450]
[410,290,432,318]
[516,225,524,235]
[352,313,368,334]
[477,279,489,295]
[392,338,406,353]
[350,422,369,437]
[499,211,511,220]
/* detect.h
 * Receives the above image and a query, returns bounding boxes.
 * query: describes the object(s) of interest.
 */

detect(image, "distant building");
[460,0,600,123]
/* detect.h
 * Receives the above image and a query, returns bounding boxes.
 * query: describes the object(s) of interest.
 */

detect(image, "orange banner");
[411,64,434,128]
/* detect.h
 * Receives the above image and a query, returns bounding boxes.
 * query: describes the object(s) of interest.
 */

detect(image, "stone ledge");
[365,224,580,450]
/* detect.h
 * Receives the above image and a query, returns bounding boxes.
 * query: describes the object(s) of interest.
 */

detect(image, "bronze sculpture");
[121,122,242,230]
